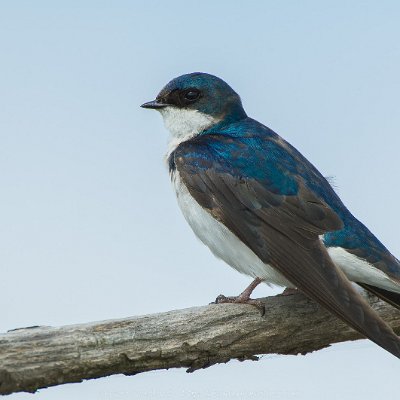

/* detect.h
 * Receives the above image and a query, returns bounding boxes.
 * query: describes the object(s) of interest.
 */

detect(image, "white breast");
[171,170,293,288]
[160,106,291,287]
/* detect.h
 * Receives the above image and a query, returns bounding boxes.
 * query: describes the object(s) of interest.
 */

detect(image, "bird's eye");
[184,90,200,101]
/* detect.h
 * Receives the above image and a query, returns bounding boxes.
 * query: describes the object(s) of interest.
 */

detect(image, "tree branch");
[1,292,399,395]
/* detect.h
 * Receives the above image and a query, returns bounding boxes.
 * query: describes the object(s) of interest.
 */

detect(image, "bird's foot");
[214,294,266,316]
[212,277,265,315]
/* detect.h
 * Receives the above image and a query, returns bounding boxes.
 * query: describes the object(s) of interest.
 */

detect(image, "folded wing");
[174,134,400,358]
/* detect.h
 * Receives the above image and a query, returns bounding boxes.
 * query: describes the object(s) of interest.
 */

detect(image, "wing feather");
[175,138,400,358]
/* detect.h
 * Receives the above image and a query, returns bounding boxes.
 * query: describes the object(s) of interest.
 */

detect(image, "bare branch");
[1,292,399,395]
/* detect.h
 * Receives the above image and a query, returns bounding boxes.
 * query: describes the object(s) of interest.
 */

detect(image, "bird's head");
[141,72,247,140]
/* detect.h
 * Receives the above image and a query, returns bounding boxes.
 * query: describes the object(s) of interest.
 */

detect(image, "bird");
[141,72,400,358]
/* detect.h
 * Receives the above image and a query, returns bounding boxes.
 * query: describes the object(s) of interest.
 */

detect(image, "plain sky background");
[1,1,400,399]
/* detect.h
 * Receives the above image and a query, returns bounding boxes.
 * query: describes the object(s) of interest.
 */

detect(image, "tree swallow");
[141,72,400,358]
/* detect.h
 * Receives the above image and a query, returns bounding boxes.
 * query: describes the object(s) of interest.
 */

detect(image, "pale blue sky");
[2,1,400,399]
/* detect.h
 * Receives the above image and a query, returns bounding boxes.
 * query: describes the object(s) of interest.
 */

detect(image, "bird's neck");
[160,107,219,160]
[161,104,247,159]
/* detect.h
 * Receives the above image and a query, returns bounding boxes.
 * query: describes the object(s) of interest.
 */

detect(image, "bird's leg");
[236,277,263,301]
[213,277,265,315]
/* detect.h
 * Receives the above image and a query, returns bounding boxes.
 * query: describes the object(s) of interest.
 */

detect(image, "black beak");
[140,100,169,109]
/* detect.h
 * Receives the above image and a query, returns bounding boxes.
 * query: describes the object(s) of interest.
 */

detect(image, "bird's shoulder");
[170,117,301,196]
[170,117,344,236]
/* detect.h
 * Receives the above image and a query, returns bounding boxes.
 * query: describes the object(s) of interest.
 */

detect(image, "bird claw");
[212,294,266,316]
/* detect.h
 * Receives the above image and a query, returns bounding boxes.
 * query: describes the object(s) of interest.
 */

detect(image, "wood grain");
[1,292,399,395]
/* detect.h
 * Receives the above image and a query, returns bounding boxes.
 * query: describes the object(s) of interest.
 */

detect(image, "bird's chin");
[159,106,218,140]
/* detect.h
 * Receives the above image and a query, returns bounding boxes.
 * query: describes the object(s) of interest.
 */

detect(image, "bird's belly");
[172,171,293,288]
[327,246,400,293]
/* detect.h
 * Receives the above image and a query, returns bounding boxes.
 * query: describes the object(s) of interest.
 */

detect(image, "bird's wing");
[173,133,400,358]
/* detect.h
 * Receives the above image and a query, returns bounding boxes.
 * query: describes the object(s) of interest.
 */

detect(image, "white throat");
[159,106,218,158]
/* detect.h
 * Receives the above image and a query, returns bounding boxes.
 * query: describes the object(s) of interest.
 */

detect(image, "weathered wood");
[0,292,399,395]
